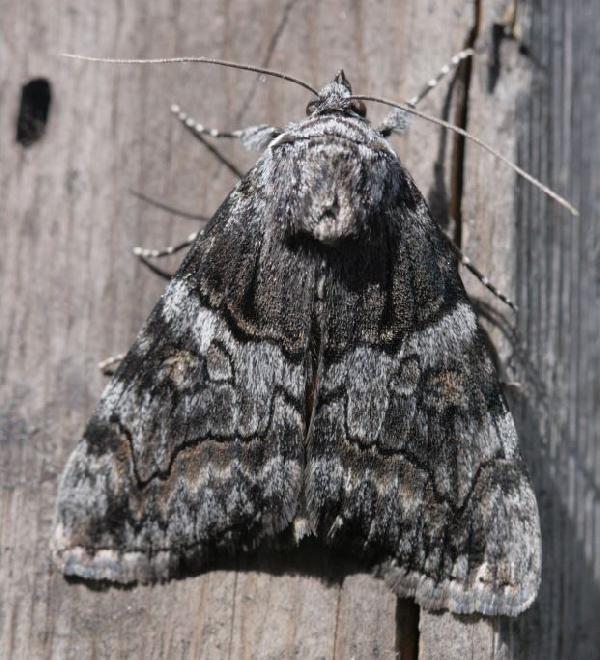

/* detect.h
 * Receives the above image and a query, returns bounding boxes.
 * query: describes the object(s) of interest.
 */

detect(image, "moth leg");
[133,231,200,260]
[135,100,261,278]
[99,212,203,374]
[135,255,174,280]
[402,44,512,313]
[135,104,278,279]
[171,103,282,152]
[444,234,517,311]
[132,231,203,281]
[97,353,126,376]
[100,233,203,374]
[407,47,474,107]
[130,190,208,279]
[129,189,208,222]
[377,108,411,137]
[377,48,474,136]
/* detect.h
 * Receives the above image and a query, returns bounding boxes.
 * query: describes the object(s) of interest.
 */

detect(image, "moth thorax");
[307,175,358,245]
[287,142,373,245]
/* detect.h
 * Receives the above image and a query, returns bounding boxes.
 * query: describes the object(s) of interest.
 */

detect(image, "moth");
[52,53,556,617]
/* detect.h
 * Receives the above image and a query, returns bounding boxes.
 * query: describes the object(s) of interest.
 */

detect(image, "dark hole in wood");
[396,599,420,660]
[16,78,52,146]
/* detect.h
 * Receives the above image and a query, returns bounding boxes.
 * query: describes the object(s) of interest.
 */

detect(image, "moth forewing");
[53,65,541,617]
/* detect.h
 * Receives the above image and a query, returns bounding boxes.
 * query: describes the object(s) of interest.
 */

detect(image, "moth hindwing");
[52,71,541,617]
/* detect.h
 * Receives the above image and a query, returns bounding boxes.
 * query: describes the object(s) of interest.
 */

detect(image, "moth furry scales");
[52,72,541,616]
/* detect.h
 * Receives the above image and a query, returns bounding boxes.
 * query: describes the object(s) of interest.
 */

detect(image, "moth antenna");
[351,94,579,217]
[60,53,319,96]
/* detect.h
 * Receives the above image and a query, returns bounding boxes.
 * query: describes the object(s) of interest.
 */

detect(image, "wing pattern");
[307,174,540,615]
[53,183,315,582]
[53,108,540,616]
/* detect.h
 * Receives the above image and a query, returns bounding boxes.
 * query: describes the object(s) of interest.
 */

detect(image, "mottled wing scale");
[307,173,540,615]
[53,184,315,582]
[53,74,541,616]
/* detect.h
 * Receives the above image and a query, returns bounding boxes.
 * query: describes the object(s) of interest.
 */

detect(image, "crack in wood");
[451,0,483,249]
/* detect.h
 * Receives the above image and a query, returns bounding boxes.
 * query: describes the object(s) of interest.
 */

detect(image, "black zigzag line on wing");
[106,384,305,490]
[314,382,511,515]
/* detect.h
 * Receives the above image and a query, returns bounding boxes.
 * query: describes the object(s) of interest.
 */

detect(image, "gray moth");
[52,68,541,617]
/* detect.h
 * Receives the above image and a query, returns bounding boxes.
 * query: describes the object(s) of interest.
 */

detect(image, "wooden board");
[1,0,597,658]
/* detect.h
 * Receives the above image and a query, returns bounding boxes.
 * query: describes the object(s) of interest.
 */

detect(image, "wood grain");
[1,0,597,658]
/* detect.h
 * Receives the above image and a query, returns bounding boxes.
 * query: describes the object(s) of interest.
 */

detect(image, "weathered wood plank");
[421,0,600,659]
[333,576,398,659]
[419,612,506,660]
[418,1,522,656]
[0,0,469,656]
[227,570,339,659]
[501,0,600,658]
[2,0,596,658]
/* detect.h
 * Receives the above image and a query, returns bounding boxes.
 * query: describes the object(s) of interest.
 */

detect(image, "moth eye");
[306,99,319,116]
[350,99,367,118]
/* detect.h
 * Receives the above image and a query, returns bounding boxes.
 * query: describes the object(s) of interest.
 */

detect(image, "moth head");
[306,70,367,119]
